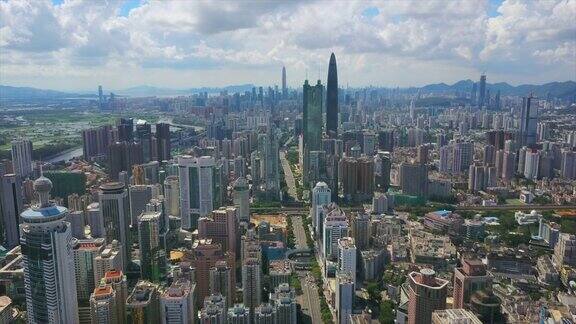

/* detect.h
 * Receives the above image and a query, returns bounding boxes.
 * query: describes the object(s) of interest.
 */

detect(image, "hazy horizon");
[1,0,575,91]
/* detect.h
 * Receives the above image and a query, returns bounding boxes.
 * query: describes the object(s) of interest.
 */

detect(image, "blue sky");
[1,0,574,91]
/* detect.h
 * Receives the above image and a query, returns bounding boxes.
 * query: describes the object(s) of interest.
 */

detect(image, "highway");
[280,150,299,201]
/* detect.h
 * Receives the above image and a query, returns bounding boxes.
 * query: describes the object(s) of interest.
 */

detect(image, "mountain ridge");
[2,80,575,99]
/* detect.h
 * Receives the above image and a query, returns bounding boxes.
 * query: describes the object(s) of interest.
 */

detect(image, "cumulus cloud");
[0,0,574,90]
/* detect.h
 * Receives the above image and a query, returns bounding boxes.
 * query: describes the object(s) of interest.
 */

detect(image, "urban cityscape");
[1,1,576,324]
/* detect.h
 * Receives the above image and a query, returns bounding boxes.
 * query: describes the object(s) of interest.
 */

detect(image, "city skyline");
[1,0,575,91]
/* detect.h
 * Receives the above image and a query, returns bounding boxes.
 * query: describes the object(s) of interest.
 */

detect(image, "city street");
[291,215,308,249]
[280,150,299,201]
[301,272,322,324]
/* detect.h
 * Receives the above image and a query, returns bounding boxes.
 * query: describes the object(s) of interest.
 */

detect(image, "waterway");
[46,146,83,163]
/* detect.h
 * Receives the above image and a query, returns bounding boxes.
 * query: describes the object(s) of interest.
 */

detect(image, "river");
[46,146,83,163]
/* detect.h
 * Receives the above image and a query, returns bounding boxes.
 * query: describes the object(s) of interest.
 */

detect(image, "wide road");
[291,215,309,249]
[280,150,299,201]
[301,272,322,324]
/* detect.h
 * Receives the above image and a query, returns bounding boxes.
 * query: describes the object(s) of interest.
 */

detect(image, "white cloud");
[0,0,574,90]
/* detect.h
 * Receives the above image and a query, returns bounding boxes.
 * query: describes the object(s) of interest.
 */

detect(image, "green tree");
[379,300,395,324]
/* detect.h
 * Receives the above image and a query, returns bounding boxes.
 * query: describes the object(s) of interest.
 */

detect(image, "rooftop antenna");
[305,69,308,81]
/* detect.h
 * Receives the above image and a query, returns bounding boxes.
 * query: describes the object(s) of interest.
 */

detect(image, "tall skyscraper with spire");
[326,53,338,138]
[20,171,79,323]
[282,66,287,99]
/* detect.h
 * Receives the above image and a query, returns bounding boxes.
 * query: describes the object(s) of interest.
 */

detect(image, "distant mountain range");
[1,80,575,100]
[116,84,256,97]
[0,85,94,99]
[418,80,576,99]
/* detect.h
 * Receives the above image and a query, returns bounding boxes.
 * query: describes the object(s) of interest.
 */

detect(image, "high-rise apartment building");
[338,237,357,283]
[126,280,160,324]
[90,285,118,324]
[20,175,79,323]
[270,283,297,324]
[336,272,354,324]
[73,237,105,302]
[102,270,128,324]
[94,241,124,285]
[399,163,428,197]
[200,294,227,323]
[178,155,215,229]
[209,260,234,308]
[242,258,262,317]
[227,304,251,323]
[407,269,448,324]
[164,175,180,217]
[191,239,235,305]
[198,206,238,255]
[554,234,576,267]
[233,177,250,223]
[160,279,196,324]
[11,139,33,178]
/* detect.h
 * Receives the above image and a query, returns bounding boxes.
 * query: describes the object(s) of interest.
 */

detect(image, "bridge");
[286,248,315,269]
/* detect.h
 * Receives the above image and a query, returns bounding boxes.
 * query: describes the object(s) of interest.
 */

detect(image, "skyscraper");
[233,177,250,223]
[99,182,131,269]
[519,95,538,147]
[0,174,23,248]
[478,74,486,108]
[407,269,448,324]
[178,155,215,229]
[20,174,79,323]
[138,211,166,282]
[156,123,171,162]
[302,80,323,186]
[326,53,339,138]
[282,66,287,99]
[11,139,33,178]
